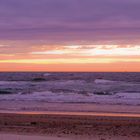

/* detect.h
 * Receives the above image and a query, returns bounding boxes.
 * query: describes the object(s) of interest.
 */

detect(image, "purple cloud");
[0,0,140,43]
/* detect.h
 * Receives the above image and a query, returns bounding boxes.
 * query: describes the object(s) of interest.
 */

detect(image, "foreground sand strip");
[0,111,140,137]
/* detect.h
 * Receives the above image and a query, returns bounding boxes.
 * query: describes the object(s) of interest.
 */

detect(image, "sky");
[0,0,140,72]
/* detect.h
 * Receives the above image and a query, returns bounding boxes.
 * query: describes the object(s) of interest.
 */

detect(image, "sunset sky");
[0,0,140,72]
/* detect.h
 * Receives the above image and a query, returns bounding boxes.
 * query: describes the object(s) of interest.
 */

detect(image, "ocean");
[0,72,140,106]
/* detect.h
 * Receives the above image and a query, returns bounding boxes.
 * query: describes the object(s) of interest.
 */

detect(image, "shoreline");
[0,110,140,117]
[0,101,140,113]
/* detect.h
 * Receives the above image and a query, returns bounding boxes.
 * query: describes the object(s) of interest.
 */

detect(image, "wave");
[0,76,140,105]
[0,90,139,105]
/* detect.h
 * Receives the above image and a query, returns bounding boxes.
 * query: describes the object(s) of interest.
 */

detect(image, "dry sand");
[0,111,140,140]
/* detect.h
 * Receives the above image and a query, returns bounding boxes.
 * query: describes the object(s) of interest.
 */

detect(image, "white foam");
[43,73,51,77]
[0,79,140,106]
[94,79,119,84]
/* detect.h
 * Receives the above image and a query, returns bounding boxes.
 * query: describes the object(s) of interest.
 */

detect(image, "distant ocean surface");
[0,72,140,105]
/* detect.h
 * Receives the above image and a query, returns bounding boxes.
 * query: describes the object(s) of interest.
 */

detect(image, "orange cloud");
[0,43,140,72]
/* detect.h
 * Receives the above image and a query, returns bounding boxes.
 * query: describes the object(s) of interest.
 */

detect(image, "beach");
[0,132,139,140]
[0,109,140,140]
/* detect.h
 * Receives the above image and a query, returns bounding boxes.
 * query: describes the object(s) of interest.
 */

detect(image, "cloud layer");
[0,0,140,43]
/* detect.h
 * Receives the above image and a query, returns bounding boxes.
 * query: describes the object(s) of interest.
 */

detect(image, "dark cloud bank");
[0,0,140,43]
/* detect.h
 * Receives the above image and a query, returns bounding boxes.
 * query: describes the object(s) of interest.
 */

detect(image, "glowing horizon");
[0,43,140,72]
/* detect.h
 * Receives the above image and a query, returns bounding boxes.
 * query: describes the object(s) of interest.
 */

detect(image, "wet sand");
[0,101,140,114]
[0,111,140,140]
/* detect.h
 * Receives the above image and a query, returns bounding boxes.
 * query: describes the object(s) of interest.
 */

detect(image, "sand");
[0,133,140,140]
[0,102,140,140]
[0,101,140,113]
[0,111,140,140]
[0,133,69,140]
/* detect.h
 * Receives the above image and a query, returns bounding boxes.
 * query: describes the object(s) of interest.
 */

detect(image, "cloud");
[0,0,140,43]
[0,44,9,47]
[0,58,140,65]
[0,41,140,59]
[31,45,140,56]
